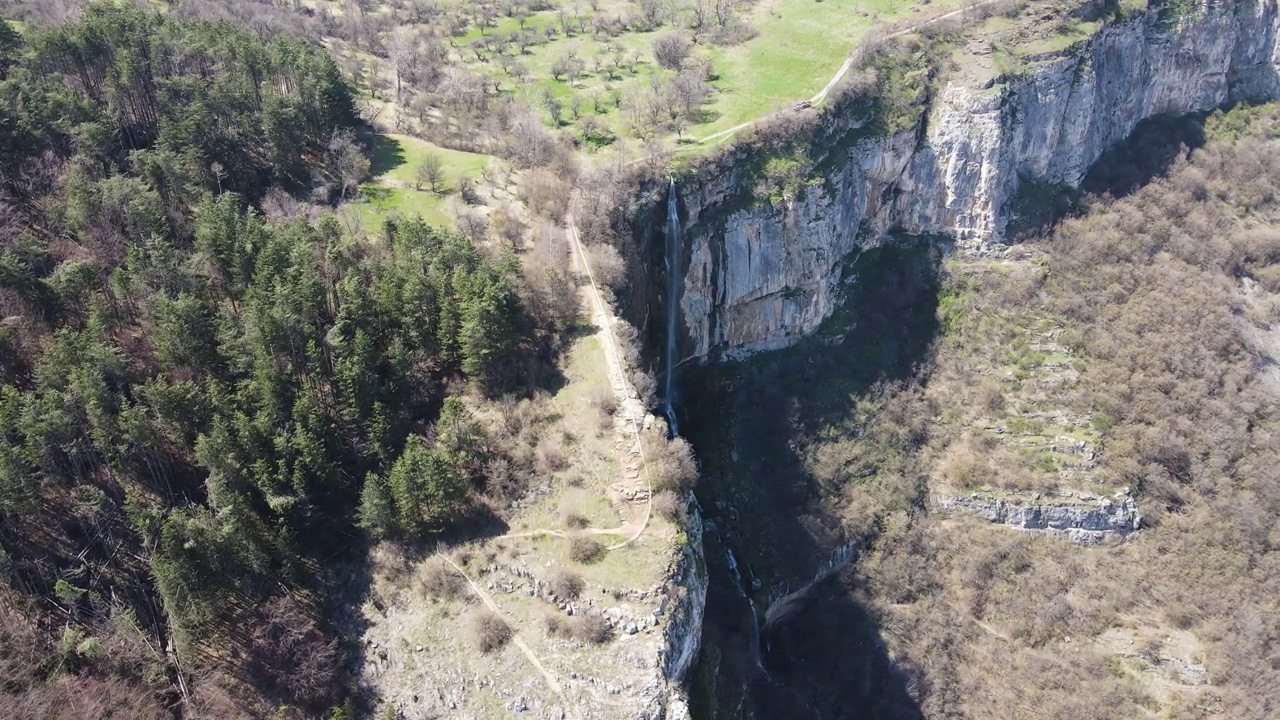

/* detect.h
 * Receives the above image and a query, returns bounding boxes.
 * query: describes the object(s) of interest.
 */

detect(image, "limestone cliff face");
[654,501,707,720]
[677,1,1280,359]
[939,490,1142,544]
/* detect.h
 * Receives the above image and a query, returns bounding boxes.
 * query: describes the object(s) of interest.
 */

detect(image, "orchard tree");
[653,32,692,69]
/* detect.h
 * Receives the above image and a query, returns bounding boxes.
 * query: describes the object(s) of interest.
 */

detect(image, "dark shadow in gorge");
[1009,113,1210,240]
[1080,113,1207,199]
[681,236,942,719]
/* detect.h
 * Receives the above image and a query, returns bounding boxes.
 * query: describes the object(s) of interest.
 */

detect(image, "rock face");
[659,501,707,684]
[675,1,1280,359]
[939,490,1142,544]
[654,500,707,720]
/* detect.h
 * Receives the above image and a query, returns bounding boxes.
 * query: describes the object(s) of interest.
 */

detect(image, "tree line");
[1,4,546,716]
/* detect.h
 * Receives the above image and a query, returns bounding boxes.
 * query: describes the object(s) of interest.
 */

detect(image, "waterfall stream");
[662,179,682,436]
[725,549,766,673]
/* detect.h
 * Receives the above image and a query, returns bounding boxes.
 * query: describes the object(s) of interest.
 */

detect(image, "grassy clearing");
[316,0,973,152]
[354,133,493,230]
[1015,19,1102,57]
[526,531,670,589]
[501,333,623,532]
[694,0,938,137]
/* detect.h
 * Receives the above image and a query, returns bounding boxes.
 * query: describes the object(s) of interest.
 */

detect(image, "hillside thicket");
[682,103,1280,719]
[0,5,570,716]
[849,105,1280,719]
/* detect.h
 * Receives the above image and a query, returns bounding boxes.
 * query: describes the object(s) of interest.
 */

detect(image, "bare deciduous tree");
[386,26,420,99]
[653,31,692,69]
[415,152,446,193]
[246,595,342,707]
[321,129,369,201]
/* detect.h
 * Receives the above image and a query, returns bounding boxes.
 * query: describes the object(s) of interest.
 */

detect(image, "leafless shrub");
[544,612,611,643]
[937,442,986,489]
[562,511,588,530]
[974,380,1004,412]
[652,32,692,69]
[585,242,626,292]
[535,440,568,474]
[548,568,584,600]
[567,535,605,564]
[710,17,757,46]
[543,613,570,637]
[520,169,572,220]
[568,613,611,643]
[417,559,464,600]
[469,611,512,654]
[588,384,618,419]
[245,595,342,707]
[642,434,698,493]
[455,209,489,244]
[652,489,686,523]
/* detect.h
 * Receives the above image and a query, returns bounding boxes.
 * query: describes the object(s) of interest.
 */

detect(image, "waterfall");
[726,549,766,673]
[662,179,682,436]
[762,543,859,638]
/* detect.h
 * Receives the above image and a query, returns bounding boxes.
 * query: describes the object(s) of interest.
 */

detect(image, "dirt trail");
[565,205,654,550]
[692,0,1006,146]
[442,555,575,716]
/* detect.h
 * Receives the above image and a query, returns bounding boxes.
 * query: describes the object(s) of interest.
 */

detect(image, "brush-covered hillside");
[684,102,1280,720]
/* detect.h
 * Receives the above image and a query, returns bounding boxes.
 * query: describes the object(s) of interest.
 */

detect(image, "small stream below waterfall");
[659,187,938,717]
[724,548,766,674]
[663,182,873,719]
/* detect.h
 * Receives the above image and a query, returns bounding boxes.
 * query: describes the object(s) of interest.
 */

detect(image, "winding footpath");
[442,555,576,717]
[442,205,661,718]
[692,0,1007,146]
[492,203,656,549]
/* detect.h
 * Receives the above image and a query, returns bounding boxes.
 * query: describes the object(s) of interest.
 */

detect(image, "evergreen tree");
[458,264,522,393]
[386,437,467,538]
[357,472,395,540]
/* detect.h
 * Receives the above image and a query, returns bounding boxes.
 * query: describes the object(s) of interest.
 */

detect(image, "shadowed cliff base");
[1010,112,1211,239]
[683,237,941,719]
[1080,112,1208,199]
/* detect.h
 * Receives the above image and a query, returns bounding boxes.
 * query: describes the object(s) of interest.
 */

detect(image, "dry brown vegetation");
[544,611,611,644]
[547,568,584,600]
[850,106,1280,719]
[416,559,465,601]
[652,488,686,522]
[567,535,606,564]
[0,603,170,719]
[469,609,513,654]
[642,433,698,493]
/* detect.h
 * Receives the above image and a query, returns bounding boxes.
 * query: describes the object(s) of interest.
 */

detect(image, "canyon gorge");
[637,2,1280,718]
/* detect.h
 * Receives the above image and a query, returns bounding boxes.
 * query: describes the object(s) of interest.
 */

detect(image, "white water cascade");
[726,548,766,673]
[662,179,682,436]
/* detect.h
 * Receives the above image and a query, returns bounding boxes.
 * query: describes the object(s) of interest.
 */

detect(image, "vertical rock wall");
[675,0,1280,360]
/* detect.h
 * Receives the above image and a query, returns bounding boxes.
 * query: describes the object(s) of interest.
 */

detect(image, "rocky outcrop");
[653,500,707,720]
[939,489,1142,543]
[659,501,706,683]
[676,0,1280,359]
